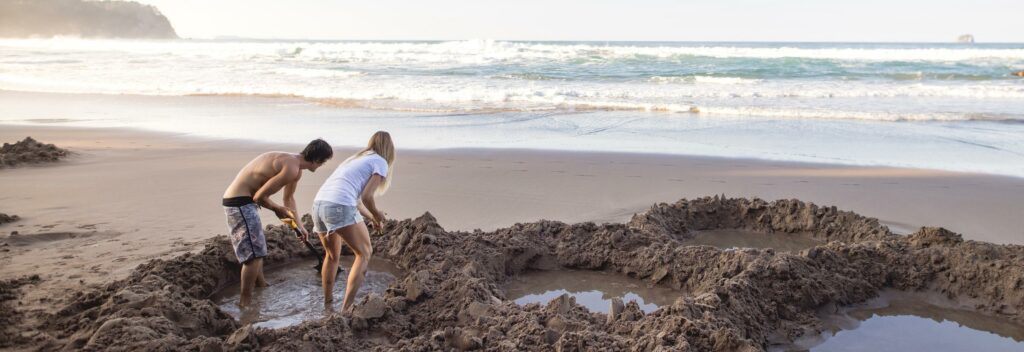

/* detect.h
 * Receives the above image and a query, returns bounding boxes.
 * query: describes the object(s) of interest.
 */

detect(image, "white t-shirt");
[314,153,389,206]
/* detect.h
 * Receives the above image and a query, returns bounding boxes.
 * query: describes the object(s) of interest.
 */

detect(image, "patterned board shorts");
[224,202,267,264]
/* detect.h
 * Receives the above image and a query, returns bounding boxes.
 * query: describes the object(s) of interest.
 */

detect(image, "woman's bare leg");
[319,231,343,306]
[337,222,373,313]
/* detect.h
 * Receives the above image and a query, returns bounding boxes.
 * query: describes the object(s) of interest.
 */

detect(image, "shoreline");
[3,89,1024,178]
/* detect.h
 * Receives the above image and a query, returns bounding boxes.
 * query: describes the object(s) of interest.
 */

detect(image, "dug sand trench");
[4,197,1022,351]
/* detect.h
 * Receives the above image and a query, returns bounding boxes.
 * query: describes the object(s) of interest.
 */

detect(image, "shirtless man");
[222,139,333,307]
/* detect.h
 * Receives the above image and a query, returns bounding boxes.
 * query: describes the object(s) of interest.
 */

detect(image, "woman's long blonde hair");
[344,131,395,195]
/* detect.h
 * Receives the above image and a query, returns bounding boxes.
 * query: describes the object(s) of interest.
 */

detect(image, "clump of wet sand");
[1,137,70,167]
[1,275,41,348]
[0,213,18,225]
[7,197,1024,351]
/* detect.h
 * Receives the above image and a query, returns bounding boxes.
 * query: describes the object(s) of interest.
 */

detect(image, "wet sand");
[686,229,823,253]
[213,257,400,329]
[7,196,1023,350]
[1,124,1023,316]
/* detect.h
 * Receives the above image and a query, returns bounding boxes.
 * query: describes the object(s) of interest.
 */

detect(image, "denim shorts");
[312,200,363,233]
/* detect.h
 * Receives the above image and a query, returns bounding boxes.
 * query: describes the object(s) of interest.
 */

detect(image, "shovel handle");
[281,216,334,262]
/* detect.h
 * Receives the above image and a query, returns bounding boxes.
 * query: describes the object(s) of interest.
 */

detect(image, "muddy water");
[783,290,1024,352]
[504,269,682,314]
[213,257,401,329]
[687,228,822,252]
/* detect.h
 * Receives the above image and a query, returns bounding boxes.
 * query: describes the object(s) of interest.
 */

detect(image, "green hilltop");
[0,0,178,39]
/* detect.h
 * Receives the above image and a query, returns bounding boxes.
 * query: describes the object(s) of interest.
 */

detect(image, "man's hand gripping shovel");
[280,212,337,273]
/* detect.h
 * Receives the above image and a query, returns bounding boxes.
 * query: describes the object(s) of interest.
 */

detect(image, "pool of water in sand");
[213,257,401,329]
[687,228,823,252]
[780,290,1024,352]
[504,269,681,314]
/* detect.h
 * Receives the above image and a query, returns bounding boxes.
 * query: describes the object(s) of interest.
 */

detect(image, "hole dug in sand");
[213,257,401,329]
[686,228,822,253]
[785,290,1024,352]
[504,268,681,314]
[13,197,1024,351]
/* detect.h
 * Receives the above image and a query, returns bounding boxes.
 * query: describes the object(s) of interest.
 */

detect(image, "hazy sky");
[138,0,1022,42]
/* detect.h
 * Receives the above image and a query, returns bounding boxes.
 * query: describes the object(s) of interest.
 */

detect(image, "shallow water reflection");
[786,290,1024,352]
[504,269,682,314]
[213,257,400,329]
[687,228,822,252]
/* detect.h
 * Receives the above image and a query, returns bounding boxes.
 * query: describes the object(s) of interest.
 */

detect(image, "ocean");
[1,39,1023,176]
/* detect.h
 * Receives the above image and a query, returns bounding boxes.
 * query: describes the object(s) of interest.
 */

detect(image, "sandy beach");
[2,123,1023,350]
[2,123,1022,287]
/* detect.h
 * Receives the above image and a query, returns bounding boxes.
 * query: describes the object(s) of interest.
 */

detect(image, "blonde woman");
[311,131,394,311]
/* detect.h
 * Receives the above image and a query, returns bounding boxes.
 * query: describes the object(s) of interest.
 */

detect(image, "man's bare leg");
[320,231,343,305]
[338,222,372,313]
[256,260,268,287]
[239,257,263,307]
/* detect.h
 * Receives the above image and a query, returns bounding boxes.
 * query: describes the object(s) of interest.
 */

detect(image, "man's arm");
[282,173,308,239]
[254,161,300,220]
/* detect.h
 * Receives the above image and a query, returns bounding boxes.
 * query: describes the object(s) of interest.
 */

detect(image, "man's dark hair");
[301,138,333,163]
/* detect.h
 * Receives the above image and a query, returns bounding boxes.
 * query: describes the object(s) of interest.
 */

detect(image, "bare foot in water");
[255,271,269,287]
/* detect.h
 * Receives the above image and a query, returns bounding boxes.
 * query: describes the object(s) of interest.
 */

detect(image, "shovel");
[280,216,331,272]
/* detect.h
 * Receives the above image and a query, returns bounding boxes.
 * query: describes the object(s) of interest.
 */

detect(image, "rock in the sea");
[0,0,177,39]
[0,137,70,167]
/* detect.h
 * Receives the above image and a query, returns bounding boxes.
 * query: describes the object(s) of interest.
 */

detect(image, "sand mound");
[1,275,42,348]
[10,197,1024,351]
[0,137,70,167]
[0,213,18,225]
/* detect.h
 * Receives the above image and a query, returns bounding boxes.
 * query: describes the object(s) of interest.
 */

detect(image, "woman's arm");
[357,202,373,220]
[360,174,386,232]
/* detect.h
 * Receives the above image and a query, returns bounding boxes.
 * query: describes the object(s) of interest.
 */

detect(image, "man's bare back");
[223,152,300,200]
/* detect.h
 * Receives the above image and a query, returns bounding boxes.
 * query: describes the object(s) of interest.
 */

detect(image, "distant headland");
[0,0,177,39]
